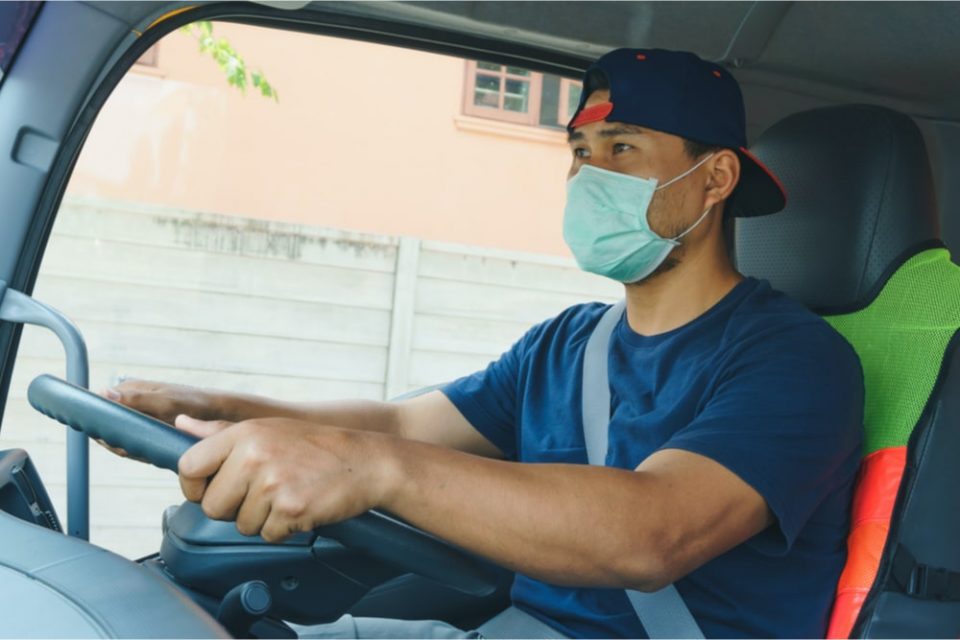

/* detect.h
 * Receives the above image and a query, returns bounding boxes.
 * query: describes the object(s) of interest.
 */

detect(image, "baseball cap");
[567,48,786,217]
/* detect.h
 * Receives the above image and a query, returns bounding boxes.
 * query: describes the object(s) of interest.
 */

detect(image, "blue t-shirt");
[442,277,864,638]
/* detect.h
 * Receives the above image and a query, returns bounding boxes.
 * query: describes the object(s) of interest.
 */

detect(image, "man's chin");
[623,256,681,289]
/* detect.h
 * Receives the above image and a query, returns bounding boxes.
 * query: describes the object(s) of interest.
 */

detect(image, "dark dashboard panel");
[0,448,60,532]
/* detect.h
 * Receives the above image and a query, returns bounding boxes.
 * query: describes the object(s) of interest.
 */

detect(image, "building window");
[462,60,582,131]
[558,78,583,126]
[463,61,543,125]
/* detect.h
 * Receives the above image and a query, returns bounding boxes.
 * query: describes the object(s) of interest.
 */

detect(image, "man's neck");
[622,245,743,337]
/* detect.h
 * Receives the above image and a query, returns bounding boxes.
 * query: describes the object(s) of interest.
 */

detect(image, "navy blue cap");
[568,48,786,217]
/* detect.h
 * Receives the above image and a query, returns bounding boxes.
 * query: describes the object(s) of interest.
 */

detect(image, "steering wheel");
[27,374,498,597]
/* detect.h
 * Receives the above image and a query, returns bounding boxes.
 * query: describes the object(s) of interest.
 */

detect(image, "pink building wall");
[66,21,576,257]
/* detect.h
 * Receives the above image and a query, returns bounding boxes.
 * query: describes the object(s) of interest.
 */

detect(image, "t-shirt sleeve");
[661,322,864,555]
[441,326,539,460]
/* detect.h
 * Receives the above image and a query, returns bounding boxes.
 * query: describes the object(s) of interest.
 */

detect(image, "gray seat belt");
[477,606,570,639]
[582,300,705,640]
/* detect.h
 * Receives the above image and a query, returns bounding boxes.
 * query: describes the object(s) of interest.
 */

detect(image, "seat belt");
[582,300,705,640]
[477,606,570,639]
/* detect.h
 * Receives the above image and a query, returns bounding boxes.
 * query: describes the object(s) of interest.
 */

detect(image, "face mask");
[563,153,714,283]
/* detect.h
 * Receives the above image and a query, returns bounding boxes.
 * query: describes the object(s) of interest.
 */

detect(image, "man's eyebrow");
[566,124,646,144]
[598,125,645,137]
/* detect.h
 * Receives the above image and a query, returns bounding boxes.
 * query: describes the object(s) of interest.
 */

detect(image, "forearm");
[218,390,498,456]
[376,437,679,591]
[220,393,403,437]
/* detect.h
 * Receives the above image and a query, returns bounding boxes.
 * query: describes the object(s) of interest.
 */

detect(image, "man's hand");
[175,416,397,542]
[100,379,223,425]
[165,412,769,590]
[95,381,500,465]
[94,380,228,460]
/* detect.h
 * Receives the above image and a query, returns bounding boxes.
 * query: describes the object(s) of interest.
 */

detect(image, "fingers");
[233,467,315,541]
[260,507,292,543]
[100,388,122,402]
[93,438,151,464]
[99,381,169,421]
[94,438,128,457]
[175,414,232,438]
[261,502,309,543]
[175,417,370,544]
[181,425,306,541]
[234,484,273,537]
[198,448,251,522]
[178,473,209,506]
[100,379,200,425]
[178,429,237,503]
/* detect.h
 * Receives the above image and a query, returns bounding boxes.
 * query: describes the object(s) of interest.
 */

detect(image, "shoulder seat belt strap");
[477,606,571,639]
[582,301,705,640]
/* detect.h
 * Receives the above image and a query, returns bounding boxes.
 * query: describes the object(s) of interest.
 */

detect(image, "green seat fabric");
[824,248,960,455]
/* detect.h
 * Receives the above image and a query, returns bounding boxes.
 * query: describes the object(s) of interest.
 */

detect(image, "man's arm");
[175,415,771,592]
[377,439,772,591]
[107,380,501,455]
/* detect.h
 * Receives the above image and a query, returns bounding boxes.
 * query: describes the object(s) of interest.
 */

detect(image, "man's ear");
[704,149,740,210]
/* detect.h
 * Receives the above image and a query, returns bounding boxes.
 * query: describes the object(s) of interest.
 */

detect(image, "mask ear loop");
[655,152,715,191]
[657,152,717,241]
[670,205,713,241]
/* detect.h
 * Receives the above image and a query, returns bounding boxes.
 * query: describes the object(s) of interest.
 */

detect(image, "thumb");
[174,414,233,439]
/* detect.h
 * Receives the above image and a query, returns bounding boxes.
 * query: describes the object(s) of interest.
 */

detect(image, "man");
[105,49,863,637]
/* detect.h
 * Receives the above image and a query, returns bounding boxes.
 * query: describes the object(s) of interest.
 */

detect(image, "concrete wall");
[1,197,618,558]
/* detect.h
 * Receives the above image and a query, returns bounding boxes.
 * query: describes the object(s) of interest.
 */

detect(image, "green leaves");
[179,21,279,102]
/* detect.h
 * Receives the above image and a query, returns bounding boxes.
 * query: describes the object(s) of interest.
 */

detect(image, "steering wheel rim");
[27,374,498,597]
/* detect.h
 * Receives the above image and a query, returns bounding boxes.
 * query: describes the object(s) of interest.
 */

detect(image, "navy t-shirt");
[442,277,864,638]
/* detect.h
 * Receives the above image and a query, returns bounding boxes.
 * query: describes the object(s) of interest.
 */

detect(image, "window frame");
[557,77,583,127]
[462,60,543,126]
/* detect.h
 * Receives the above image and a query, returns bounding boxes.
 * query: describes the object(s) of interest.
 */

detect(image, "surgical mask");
[563,153,714,283]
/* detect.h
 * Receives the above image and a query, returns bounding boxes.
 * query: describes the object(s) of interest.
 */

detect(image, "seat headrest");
[735,105,941,312]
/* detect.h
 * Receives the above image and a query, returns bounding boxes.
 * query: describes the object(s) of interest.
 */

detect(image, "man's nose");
[570,155,614,178]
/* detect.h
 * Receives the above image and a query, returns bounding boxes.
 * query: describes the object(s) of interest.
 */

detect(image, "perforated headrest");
[735,105,941,311]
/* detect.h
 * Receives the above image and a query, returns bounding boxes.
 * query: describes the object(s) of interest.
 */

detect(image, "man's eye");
[572,147,590,159]
[612,143,633,154]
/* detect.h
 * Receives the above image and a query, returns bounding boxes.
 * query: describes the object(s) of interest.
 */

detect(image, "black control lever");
[217,580,272,638]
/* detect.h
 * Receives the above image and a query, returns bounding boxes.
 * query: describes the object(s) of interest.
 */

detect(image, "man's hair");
[684,139,724,160]
[583,69,724,160]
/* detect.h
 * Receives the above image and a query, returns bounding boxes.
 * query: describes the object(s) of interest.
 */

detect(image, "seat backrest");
[736,104,960,637]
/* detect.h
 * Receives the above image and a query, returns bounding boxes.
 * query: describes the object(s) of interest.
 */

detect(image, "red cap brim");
[570,102,614,129]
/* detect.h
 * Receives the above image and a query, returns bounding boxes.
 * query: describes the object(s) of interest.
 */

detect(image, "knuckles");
[260,519,303,543]
[274,493,308,520]
[177,449,206,479]
[201,497,233,521]
[235,517,260,537]
[259,471,285,496]
[260,527,284,543]
[234,424,280,470]
[180,479,206,503]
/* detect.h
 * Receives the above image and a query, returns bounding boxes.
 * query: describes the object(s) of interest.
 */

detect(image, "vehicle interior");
[0,1,959,637]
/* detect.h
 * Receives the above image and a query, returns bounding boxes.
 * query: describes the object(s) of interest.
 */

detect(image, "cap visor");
[729,146,787,217]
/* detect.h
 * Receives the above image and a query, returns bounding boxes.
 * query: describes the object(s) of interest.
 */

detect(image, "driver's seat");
[737,104,960,637]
